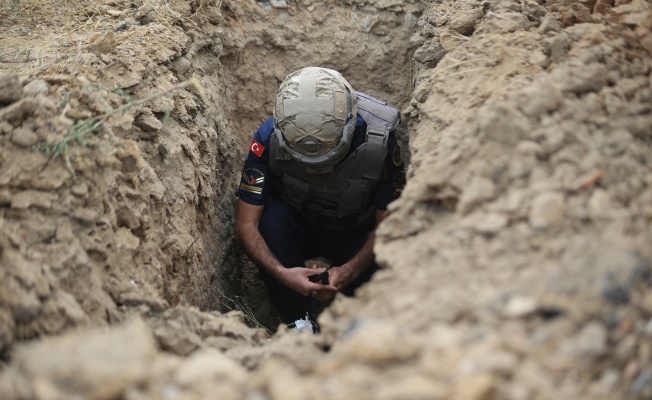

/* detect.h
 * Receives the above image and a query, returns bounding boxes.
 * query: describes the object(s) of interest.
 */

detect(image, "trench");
[201,1,424,329]
[0,0,427,354]
[3,0,652,397]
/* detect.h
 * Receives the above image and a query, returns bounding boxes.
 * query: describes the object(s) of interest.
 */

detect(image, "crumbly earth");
[0,0,651,399]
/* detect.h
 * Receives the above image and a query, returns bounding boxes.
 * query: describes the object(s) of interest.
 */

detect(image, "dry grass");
[218,288,273,336]
[0,0,25,19]
[1,0,229,73]
[39,78,206,179]
[0,0,106,76]
[197,0,225,10]
[1,0,73,23]
[139,0,227,28]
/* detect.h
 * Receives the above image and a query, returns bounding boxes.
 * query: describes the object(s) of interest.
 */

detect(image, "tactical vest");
[269,91,400,230]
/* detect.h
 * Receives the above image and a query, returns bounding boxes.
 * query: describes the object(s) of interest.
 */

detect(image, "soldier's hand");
[311,265,354,304]
[328,265,354,291]
[312,290,335,304]
[279,267,337,296]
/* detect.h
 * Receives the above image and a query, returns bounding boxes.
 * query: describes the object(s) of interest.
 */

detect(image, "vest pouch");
[280,174,311,210]
[338,180,370,216]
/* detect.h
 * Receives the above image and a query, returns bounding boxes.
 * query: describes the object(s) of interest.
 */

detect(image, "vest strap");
[364,123,388,180]
[273,131,290,160]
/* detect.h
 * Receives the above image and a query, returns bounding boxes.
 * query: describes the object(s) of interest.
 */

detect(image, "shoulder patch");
[392,142,403,167]
[239,164,266,199]
[250,140,265,158]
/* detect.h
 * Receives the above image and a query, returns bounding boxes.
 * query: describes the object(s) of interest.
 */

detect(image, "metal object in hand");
[308,271,329,285]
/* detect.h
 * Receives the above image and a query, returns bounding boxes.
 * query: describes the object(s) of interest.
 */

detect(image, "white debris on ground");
[292,314,315,334]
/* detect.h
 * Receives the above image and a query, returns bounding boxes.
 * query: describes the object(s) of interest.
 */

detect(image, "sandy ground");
[0,0,651,399]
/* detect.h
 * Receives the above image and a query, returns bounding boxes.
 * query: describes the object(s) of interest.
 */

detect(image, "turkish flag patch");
[250,140,265,158]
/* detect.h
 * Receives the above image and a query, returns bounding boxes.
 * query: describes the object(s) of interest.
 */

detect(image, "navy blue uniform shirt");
[238,116,404,211]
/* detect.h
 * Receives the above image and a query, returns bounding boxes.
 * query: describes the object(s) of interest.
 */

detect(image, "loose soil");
[0,0,651,399]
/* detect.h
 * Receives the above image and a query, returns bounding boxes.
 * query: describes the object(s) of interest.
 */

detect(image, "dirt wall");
[0,0,243,356]
[218,0,421,145]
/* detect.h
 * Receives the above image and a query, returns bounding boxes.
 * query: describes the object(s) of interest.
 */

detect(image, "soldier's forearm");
[340,231,376,281]
[340,209,388,282]
[235,223,285,281]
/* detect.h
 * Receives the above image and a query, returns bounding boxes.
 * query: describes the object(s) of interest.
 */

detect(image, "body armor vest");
[269,92,400,230]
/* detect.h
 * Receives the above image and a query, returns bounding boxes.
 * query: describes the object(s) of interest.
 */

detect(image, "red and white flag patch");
[250,140,265,158]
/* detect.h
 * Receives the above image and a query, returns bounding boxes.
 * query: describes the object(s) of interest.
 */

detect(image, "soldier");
[234,67,406,324]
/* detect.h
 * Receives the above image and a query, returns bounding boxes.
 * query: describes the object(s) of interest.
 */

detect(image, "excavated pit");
[1,0,652,399]
[216,0,422,329]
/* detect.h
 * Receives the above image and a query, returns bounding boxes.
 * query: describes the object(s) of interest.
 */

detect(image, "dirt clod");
[0,74,22,106]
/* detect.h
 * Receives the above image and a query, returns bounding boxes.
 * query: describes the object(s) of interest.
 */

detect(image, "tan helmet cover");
[274,67,357,159]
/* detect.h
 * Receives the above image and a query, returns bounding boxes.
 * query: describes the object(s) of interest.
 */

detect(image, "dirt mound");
[0,0,242,354]
[0,0,651,399]
[370,0,652,398]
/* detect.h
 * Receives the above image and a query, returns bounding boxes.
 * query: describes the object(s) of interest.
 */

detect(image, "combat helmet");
[274,67,357,171]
